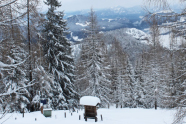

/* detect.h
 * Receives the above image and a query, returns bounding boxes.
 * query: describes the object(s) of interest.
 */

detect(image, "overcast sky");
[40,0,145,12]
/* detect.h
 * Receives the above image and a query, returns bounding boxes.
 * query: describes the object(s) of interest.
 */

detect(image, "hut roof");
[80,96,101,106]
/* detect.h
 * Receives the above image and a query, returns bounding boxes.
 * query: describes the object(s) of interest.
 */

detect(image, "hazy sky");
[40,0,145,12]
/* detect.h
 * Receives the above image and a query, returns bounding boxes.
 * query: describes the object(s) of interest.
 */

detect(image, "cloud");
[40,0,145,12]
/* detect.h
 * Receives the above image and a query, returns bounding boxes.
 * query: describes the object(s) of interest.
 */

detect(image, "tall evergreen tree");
[124,57,137,108]
[134,55,147,108]
[76,8,111,106]
[109,38,126,107]
[43,0,78,110]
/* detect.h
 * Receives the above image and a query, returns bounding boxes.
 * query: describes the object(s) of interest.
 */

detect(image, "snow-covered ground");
[143,27,185,49]
[1,107,176,124]
[160,34,184,49]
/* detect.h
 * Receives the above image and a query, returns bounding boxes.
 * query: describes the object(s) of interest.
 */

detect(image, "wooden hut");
[80,96,101,122]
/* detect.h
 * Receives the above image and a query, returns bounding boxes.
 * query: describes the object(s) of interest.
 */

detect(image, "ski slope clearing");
[1,107,176,124]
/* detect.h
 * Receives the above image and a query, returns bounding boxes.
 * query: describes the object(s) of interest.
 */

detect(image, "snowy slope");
[126,28,149,41]
[1,107,176,124]
[160,34,183,49]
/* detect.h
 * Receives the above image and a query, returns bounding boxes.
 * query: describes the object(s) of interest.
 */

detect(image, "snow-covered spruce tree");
[32,65,55,110]
[76,8,111,106]
[124,57,138,108]
[109,39,137,108]
[134,54,147,108]
[109,38,127,107]
[28,37,54,111]
[135,43,171,109]
[43,0,78,110]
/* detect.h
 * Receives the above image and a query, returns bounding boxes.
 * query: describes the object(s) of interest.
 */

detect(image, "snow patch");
[108,19,114,22]
[70,32,83,42]
[156,10,174,14]
[76,23,87,27]
[180,17,186,22]
[73,36,83,42]
[160,34,183,49]
[68,15,73,18]
[159,28,183,49]
[133,21,141,25]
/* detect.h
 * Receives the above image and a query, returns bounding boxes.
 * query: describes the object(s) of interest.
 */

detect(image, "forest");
[1,0,186,123]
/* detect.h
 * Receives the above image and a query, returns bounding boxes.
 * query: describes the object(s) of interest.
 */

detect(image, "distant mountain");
[65,6,149,42]
[65,6,145,19]
[69,5,182,63]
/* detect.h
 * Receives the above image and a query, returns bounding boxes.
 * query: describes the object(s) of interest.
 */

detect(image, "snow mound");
[80,96,100,106]
[126,28,149,40]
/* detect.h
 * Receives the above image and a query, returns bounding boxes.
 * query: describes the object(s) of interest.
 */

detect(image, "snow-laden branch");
[0,79,35,97]
[0,0,17,8]
[0,61,17,68]
[0,56,28,68]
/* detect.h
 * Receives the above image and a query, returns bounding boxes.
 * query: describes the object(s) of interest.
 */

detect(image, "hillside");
[104,28,149,62]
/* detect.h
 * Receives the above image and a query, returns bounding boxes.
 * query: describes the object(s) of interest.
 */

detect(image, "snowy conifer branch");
[0,56,28,68]
[0,79,36,97]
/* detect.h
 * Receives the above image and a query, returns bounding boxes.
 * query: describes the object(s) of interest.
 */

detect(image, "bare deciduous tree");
[145,0,186,123]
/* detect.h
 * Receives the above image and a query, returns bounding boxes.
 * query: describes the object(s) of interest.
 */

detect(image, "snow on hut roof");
[80,96,101,106]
